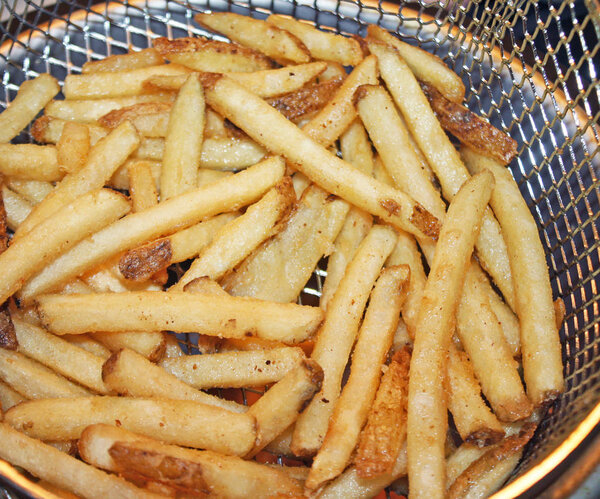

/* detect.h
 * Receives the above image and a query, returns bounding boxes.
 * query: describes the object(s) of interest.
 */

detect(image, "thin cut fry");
[0,144,62,181]
[55,121,91,174]
[82,48,165,73]
[127,160,159,212]
[0,74,60,143]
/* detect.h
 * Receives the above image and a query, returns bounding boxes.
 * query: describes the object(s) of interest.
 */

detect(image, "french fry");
[318,61,346,81]
[366,25,465,103]
[195,12,310,65]
[90,332,166,363]
[36,291,323,344]
[15,121,139,239]
[79,424,304,498]
[203,75,440,239]
[0,188,16,351]
[35,480,81,499]
[98,102,172,137]
[0,423,161,499]
[247,359,323,457]
[407,171,493,498]
[461,146,565,406]
[355,348,411,479]
[446,348,505,446]
[292,225,397,456]
[102,348,245,413]
[0,74,60,143]
[143,62,327,98]
[127,160,159,212]
[162,334,184,359]
[63,64,190,99]
[82,48,165,73]
[368,39,515,309]
[0,188,130,304]
[173,178,295,287]
[159,346,306,389]
[221,184,348,303]
[32,116,108,145]
[267,14,363,65]
[422,82,517,165]
[61,334,111,360]
[2,186,33,231]
[153,36,274,72]
[81,258,162,293]
[5,179,54,205]
[0,380,25,411]
[0,348,89,399]
[13,318,108,394]
[19,156,284,301]
[196,168,232,187]
[307,267,409,489]
[119,212,236,281]
[5,397,256,456]
[161,74,205,200]
[0,144,62,181]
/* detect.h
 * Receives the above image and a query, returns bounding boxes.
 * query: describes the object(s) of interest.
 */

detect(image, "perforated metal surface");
[1,0,599,497]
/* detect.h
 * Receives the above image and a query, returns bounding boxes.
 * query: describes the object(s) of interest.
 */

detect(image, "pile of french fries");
[0,10,565,499]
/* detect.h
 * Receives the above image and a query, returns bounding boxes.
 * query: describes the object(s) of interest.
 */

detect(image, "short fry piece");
[0,144,62,181]
[0,74,60,143]
[90,331,166,363]
[2,186,33,231]
[56,121,91,174]
[82,48,165,73]
[127,160,159,212]
[0,380,25,411]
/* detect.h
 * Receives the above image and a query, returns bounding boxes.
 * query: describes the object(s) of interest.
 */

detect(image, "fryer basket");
[0,0,599,497]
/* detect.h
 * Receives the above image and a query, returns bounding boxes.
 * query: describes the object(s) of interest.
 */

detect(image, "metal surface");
[0,0,599,497]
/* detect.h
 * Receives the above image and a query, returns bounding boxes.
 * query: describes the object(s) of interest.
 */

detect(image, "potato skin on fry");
[119,239,173,281]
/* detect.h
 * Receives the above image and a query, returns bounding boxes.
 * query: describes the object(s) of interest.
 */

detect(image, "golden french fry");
[102,348,245,413]
[267,14,363,65]
[159,346,306,389]
[32,116,108,145]
[13,318,108,394]
[195,12,310,65]
[0,144,62,181]
[98,102,172,137]
[6,397,256,455]
[355,348,411,479]
[367,25,465,103]
[0,423,161,499]
[407,171,493,498]
[63,64,190,99]
[461,146,564,406]
[292,225,397,456]
[0,74,60,143]
[0,188,130,304]
[2,186,33,231]
[173,177,295,287]
[82,48,165,73]
[127,160,159,212]
[5,179,53,205]
[79,424,304,498]
[61,334,111,360]
[161,74,205,199]
[55,121,91,174]
[0,380,25,411]
[204,75,440,239]
[19,156,284,301]
[307,266,409,489]
[153,36,274,72]
[247,359,323,457]
[15,121,139,239]
[91,332,166,363]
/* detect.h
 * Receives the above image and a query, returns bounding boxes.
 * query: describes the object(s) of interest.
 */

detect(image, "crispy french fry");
[0,74,60,143]
[90,332,166,363]
[19,156,284,301]
[32,116,108,145]
[5,397,256,455]
[153,36,274,72]
[292,225,397,456]
[173,177,295,287]
[0,380,25,411]
[161,74,205,199]
[318,62,346,81]
[81,258,162,293]
[0,348,89,399]
[79,424,304,498]
[0,144,62,181]
[119,212,236,281]
[160,346,306,389]
[368,39,515,309]
[195,13,310,65]
[2,186,32,231]
[0,423,161,499]
[15,121,139,239]
[35,480,81,499]
[36,291,323,344]
[204,75,440,239]
[267,15,363,65]
[461,146,564,406]
[307,267,409,489]
[247,359,323,457]
[0,188,130,304]
[128,160,159,212]
[162,334,184,359]
[82,48,165,73]
[0,188,16,351]
[221,184,348,303]
[61,334,111,360]
[196,168,232,186]
[5,179,53,205]
[98,102,172,137]
[63,64,190,99]
[355,348,411,479]
[407,171,493,498]
[13,318,108,394]
[367,25,465,103]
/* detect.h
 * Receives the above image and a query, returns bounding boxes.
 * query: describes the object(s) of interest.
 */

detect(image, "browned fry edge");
[0,185,16,350]
[119,239,173,282]
[98,102,173,129]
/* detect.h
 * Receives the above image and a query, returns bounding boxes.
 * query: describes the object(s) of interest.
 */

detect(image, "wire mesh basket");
[0,0,599,497]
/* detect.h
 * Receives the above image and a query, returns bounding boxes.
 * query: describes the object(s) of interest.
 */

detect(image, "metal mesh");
[1,0,599,496]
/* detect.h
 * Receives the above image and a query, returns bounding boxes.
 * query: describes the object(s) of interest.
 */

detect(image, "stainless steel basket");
[1,0,599,497]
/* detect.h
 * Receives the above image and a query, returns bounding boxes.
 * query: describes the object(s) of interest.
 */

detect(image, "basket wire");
[1,0,599,497]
